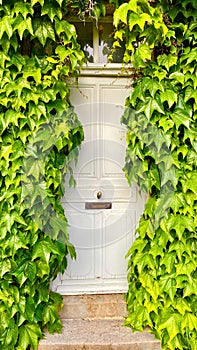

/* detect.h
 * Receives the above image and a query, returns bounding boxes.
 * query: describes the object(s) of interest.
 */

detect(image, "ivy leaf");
[23,67,42,85]
[154,69,167,81]
[18,323,43,350]
[139,274,160,301]
[25,262,37,282]
[138,96,165,120]
[28,103,46,118]
[159,117,174,132]
[129,83,145,104]
[186,47,197,65]
[129,12,151,31]
[8,232,28,254]
[126,237,148,256]
[43,303,59,325]
[26,159,44,181]
[114,2,137,27]
[13,2,33,19]
[32,241,52,263]
[158,313,182,341]
[55,19,76,39]
[126,304,152,331]
[31,0,44,6]
[183,172,197,194]
[11,54,26,72]
[55,0,63,6]
[41,88,56,102]
[0,15,13,39]
[171,109,191,129]
[67,242,76,259]
[182,313,197,332]
[25,298,36,323]
[175,299,192,316]
[133,43,152,67]
[41,3,62,21]
[169,72,185,84]
[183,277,197,297]
[159,275,177,301]
[184,86,197,104]
[0,259,12,278]
[14,15,34,40]
[114,28,125,41]
[142,77,164,97]
[13,263,28,286]
[0,51,10,68]
[0,144,13,161]
[3,109,25,129]
[33,18,55,46]
[55,45,69,61]
[160,89,177,108]
[167,215,195,240]
[157,53,178,71]
[49,215,69,242]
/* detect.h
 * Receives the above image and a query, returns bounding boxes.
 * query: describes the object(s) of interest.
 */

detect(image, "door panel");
[52,76,146,294]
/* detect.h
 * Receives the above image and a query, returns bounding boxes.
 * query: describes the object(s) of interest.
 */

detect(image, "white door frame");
[51,67,146,295]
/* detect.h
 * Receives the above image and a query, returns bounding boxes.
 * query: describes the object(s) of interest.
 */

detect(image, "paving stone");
[38,319,161,350]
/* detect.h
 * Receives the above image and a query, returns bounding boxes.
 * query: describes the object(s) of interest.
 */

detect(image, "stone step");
[38,319,161,350]
[60,294,127,320]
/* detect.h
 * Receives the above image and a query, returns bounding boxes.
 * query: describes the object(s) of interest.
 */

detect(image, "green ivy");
[0,1,86,349]
[114,0,197,349]
[1,0,197,349]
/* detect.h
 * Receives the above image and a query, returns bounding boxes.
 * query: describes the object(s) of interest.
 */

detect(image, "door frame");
[50,67,146,295]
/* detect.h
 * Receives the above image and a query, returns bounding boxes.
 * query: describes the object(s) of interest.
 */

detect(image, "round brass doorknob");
[97,191,102,199]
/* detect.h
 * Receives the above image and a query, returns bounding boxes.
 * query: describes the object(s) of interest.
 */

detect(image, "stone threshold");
[60,294,127,320]
[38,319,162,350]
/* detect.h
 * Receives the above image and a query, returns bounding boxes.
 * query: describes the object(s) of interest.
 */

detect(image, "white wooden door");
[52,74,146,295]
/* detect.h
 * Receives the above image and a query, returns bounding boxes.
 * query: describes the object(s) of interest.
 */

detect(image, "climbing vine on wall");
[0,1,87,349]
[1,0,197,349]
[114,0,197,349]
[0,0,129,348]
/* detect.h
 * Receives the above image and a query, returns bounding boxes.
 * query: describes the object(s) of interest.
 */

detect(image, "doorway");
[51,17,146,294]
[52,72,146,294]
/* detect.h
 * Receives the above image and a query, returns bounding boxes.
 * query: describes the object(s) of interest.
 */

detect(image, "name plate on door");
[85,202,112,210]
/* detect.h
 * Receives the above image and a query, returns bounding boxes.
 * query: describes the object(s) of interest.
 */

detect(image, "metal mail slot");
[85,202,112,210]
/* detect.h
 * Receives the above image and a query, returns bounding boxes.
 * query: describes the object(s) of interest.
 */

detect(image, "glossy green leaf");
[31,0,44,6]
[129,12,151,31]
[18,323,43,350]
[32,241,52,263]
[160,89,177,108]
[0,16,13,39]
[158,313,182,341]
[114,2,137,27]
[14,15,34,40]
[55,19,76,39]
[33,18,55,45]
[157,53,177,71]
[171,108,191,129]
[13,2,33,19]
[139,97,165,120]
[41,3,62,21]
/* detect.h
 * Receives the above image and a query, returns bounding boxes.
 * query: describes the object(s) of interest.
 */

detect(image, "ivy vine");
[1,0,197,349]
[0,1,86,349]
[114,0,197,349]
